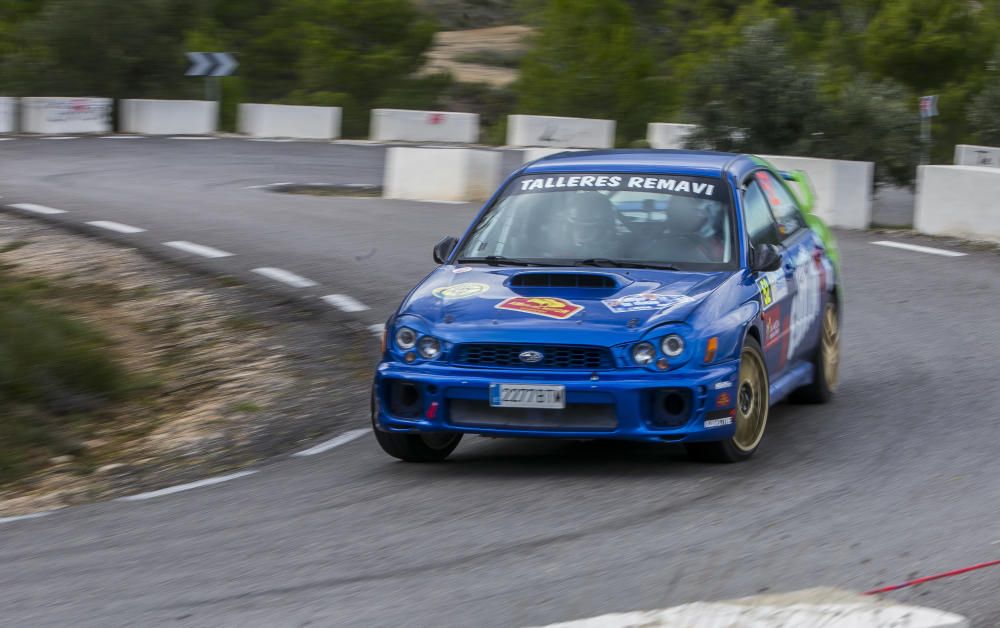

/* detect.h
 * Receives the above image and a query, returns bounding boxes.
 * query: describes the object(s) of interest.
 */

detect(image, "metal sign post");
[919,95,939,165]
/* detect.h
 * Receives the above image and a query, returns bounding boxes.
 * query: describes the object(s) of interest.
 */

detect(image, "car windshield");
[456,173,736,270]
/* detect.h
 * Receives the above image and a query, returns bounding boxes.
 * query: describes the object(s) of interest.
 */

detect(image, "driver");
[557,192,620,259]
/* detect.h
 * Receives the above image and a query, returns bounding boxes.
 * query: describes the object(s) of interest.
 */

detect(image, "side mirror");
[433,236,458,265]
[752,244,782,273]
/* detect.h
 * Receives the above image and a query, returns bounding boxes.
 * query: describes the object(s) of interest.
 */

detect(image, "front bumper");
[373,361,740,443]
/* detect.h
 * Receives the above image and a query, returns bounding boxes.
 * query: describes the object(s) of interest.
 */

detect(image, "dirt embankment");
[0,214,372,517]
[422,25,533,87]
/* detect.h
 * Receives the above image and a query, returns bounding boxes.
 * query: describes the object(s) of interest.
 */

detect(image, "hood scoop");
[508,272,620,289]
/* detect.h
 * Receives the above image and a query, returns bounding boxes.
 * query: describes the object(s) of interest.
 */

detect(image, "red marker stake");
[863,558,1000,595]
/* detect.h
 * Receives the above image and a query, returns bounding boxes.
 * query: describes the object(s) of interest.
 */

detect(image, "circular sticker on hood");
[432,282,489,299]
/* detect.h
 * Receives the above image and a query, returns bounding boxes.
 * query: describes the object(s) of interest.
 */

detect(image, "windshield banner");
[511,174,724,200]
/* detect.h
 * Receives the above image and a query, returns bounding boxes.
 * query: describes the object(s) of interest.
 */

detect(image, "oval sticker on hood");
[602,293,693,313]
[432,283,489,299]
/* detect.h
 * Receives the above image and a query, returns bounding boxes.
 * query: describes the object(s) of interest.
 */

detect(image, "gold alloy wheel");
[822,303,840,393]
[733,346,769,452]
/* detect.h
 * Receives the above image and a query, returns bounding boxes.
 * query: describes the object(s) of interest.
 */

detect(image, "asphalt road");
[1,137,999,627]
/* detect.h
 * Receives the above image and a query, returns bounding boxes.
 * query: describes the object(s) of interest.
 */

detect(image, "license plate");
[489,383,565,409]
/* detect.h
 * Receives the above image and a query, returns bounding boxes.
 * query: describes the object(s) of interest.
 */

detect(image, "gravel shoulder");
[0,214,373,517]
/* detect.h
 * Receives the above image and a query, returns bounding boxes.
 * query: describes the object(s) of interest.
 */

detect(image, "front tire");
[371,393,462,462]
[685,337,769,463]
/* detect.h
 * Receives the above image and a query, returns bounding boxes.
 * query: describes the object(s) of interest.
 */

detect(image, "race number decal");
[757,271,787,311]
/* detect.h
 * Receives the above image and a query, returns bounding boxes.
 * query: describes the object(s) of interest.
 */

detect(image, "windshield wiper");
[575,258,682,271]
[456,255,562,267]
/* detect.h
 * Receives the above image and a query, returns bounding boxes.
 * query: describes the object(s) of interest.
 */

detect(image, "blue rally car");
[373,150,841,463]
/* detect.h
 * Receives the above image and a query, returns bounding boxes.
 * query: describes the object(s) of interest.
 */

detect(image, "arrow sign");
[186,52,238,77]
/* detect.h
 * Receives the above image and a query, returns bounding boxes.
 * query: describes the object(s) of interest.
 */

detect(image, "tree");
[516,0,656,142]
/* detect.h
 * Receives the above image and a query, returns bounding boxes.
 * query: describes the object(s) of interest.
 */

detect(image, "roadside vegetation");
[4,0,1000,180]
[0,266,131,483]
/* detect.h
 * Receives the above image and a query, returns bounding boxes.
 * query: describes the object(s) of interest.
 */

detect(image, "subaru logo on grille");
[519,350,544,364]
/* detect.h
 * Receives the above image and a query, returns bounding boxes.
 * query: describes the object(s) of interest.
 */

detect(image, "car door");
[742,175,796,375]
[753,170,824,366]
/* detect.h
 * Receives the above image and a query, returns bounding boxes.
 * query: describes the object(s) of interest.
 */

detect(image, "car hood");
[398,266,733,346]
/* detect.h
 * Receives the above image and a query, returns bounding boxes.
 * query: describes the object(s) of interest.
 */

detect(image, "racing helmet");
[566,192,616,246]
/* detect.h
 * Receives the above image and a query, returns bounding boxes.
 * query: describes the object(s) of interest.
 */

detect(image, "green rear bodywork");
[749,155,841,274]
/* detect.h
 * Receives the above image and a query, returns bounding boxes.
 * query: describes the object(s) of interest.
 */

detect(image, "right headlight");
[661,334,685,357]
[631,342,656,366]
[395,327,417,350]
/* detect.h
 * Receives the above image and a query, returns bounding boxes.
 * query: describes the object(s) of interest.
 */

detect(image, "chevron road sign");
[185,52,238,78]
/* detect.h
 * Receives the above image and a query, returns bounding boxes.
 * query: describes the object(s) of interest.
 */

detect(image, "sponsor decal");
[495,297,583,320]
[704,411,735,429]
[432,282,489,300]
[512,174,722,199]
[762,309,783,350]
[757,270,788,310]
[713,380,733,390]
[451,266,472,274]
[602,293,692,313]
[787,249,822,359]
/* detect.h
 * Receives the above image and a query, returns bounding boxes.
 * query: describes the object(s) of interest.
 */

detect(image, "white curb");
[529,588,968,628]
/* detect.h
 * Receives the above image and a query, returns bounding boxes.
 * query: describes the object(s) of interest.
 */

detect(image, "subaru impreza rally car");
[373,150,841,463]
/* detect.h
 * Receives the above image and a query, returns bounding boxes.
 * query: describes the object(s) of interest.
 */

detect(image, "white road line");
[0,137,16,142]
[168,136,217,140]
[249,138,296,142]
[100,135,143,139]
[87,220,146,234]
[163,241,233,258]
[871,240,967,257]
[39,136,78,140]
[414,199,471,205]
[118,470,258,502]
[369,323,386,337]
[252,267,318,288]
[0,511,53,525]
[322,294,370,313]
[10,203,67,215]
[293,429,370,457]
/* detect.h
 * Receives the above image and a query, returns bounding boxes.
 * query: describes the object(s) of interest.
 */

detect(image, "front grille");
[449,399,617,431]
[452,344,614,370]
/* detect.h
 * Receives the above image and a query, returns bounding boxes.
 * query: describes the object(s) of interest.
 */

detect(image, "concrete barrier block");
[953,144,1000,168]
[383,147,501,202]
[20,97,112,134]
[915,165,1000,241]
[507,114,615,148]
[120,99,217,135]
[370,109,478,143]
[762,155,873,229]
[647,123,696,149]
[238,104,341,139]
[0,97,15,134]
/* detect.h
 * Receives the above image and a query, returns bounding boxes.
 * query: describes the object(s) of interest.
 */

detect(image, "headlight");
[632,342,656,366]
[418,336,441,359]
[661,334,685,357]
[395,327,417,350]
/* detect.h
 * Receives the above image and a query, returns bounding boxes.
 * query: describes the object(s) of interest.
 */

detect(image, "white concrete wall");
[915,165,1000,241]
[647,123,695,149]
[370,109,478,143]
[761,155,874,229]
[383,147,502,202]
[20,97,112,134]
[120,99,217,135]
[507,114,615,148]
[238,104,341,139]
[0,97,15,134]
[954,144,1000,168]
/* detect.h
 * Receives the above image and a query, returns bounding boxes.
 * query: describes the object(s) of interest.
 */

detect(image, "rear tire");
[685,337,769,463]
[371,392,461,462]
[790,300,839,404]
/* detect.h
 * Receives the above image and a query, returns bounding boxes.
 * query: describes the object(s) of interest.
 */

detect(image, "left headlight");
[418,336,441,359]
[661,334,685,357]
